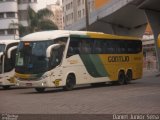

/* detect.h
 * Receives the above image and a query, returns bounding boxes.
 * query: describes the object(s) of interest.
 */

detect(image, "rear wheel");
[63,74,76,91]
[118,71,126,85]
[35,88,45,93]
[2,85,10,90]
[126,70,132,84]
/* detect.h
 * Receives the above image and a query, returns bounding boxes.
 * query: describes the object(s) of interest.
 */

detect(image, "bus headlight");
[41,82,47,86]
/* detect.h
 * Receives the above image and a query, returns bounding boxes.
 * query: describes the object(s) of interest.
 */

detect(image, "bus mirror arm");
[46,44,61,58]
[7,46,17,59]
[0,52,4,58]
[0,52,4,63]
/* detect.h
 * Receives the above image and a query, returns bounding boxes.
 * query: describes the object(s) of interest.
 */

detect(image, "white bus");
[0,40,19,89]
[15,30,143,92]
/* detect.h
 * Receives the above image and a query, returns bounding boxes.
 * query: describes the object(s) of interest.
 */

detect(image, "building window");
[77,0,81,6]
[6,0,15,1]
[18,0,29,4]
[18,10,28,20]
[6,12,16,18]
[29,0,37,3]
[0,30,5,35]
[7,29,16,35]
[78,10,81,19]
[0,13,4,18]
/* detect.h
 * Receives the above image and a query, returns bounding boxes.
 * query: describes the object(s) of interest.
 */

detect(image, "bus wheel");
[118,71,125,85]
[63,74,76,91]
[3,86,10,90]
[35,88,45,93]
[126,70,132,84]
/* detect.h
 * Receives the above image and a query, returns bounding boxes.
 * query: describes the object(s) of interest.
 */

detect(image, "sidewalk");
[143,68,160,77]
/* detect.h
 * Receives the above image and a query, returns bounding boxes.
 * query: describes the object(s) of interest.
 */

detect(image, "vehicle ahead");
[15,30,143,92]
[0,40,19,89]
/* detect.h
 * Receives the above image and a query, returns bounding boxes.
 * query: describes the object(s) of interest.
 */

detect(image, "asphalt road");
[0,69,160,115]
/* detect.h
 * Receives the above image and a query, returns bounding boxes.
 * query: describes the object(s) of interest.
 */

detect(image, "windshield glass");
[0,44,5,52]
[15,38,67,74]
[15,40,54,74]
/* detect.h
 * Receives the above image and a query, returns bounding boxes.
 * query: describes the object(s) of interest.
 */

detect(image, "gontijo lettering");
[108,56,129,62]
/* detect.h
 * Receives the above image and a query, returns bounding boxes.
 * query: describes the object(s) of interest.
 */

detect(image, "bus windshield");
[0,44,5,52]
[15,41,54,74]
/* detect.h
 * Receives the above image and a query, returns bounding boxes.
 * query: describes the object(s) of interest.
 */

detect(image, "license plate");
[26,83,32,86]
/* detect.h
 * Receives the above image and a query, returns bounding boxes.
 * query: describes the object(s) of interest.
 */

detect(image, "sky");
[36,0,61,11]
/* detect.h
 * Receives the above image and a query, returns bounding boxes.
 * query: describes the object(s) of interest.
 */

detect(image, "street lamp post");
[85,0,89,31]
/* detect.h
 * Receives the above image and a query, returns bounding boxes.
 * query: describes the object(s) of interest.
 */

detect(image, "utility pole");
[85,0,89,31]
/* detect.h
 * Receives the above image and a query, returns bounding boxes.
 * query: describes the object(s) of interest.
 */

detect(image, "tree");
[19,7,58,37]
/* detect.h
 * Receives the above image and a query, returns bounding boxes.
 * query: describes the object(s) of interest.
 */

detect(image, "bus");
[14,30,143,92]
[0,40,19,89]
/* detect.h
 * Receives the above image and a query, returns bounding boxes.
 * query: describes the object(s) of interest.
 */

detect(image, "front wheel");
[35,88,45,93]
[63,74,76,91]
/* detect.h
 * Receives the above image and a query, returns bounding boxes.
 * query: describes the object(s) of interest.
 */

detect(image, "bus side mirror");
[7,46,17,59]
[46,44,61,58]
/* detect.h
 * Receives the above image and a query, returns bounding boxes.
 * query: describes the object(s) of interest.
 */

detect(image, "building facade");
[47,1,64,30]
[0,0,19,40]
[0,0,55,40]
[62,0,95,28]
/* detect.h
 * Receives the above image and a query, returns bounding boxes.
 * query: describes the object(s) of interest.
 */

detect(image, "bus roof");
[0,40,20,45]
[21,30,140,41]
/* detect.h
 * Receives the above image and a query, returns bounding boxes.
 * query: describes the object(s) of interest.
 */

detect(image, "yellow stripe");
[86,32,140,40]
[15,72,31,79]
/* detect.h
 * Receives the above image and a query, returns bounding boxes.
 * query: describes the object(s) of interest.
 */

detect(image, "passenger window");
[67,38,80,57]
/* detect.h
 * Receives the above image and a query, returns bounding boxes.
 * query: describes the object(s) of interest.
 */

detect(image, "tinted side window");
[67,37,142,57]
[67,37,81,57]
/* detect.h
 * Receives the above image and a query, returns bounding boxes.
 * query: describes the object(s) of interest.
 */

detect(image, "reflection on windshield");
[0,44,5,52]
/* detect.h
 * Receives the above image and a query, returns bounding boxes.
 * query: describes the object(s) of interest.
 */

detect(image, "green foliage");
[38,20,58,31]
[19,7,58,37]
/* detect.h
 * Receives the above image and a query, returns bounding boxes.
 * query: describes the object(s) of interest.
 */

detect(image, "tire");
[35,88,45,93]
[63,74,76,91]
[118,71,125,85]
[125,70,132,84]
[2,86,10,90]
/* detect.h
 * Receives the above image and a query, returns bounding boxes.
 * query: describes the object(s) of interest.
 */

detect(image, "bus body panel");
[0,69,15,86]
